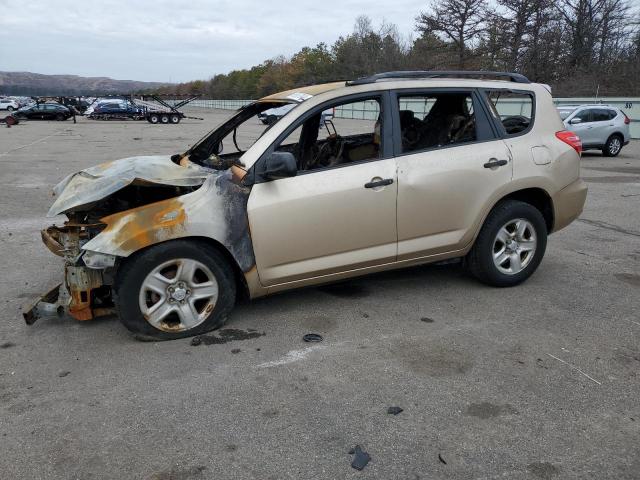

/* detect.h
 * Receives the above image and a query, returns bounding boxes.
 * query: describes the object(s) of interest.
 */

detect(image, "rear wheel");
[160,114,169,124]
[170,114,180,124]
[466,200,547,287]
[602,134,622,157]
[149,114,160,124]
[6,106,14,112]
[55,113,65,121]
[115,240,236,340]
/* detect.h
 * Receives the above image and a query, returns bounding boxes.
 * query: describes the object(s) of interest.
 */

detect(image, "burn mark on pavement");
[151,465,207,480]
[466,402,518,419]
[527,462,560,479]
[302,315,336,332]
[0,342,16,349]
[615,273,640,287]
[392,341,473,377]
[190,328,265,346]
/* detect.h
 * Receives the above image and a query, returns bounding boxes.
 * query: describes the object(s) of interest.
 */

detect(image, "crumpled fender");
[82,172,256,272]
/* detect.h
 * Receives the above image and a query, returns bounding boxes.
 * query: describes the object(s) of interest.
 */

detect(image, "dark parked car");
[17,103,72,121]
[91,102,144,118]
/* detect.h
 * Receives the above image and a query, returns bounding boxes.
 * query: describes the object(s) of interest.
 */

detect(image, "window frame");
[572,108,593,123]
[390,88,497,158]
[479,88,536,139]
[591,108,614,122]
[258,90,394,177]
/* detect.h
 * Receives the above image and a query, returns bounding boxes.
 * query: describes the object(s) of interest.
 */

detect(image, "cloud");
[0,0,423,82]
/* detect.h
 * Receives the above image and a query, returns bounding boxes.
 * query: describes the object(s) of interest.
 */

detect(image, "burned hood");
[47,155,213,217]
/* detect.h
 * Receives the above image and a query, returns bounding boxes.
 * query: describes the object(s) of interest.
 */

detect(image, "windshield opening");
[182,101,298,166]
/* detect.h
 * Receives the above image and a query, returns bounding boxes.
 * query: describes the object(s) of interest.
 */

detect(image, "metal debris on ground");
[387,406,403,415]
[348,445,371,471]
[302,333,323,343]
[438,453,447,465]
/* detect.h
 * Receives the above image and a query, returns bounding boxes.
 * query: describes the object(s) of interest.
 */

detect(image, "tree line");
[156,0,640,98]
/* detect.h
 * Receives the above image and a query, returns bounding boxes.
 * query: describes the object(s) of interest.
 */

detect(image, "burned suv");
[25,71,587,340]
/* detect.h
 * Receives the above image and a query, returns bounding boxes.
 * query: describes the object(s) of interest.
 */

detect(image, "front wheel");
[115,240,236,340]
[602,134,622,157]
[6,106,14,112]
[466,200,547,287]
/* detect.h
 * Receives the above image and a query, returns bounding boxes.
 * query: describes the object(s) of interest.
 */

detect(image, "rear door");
[590,108,616,144]
[393,89,512,260]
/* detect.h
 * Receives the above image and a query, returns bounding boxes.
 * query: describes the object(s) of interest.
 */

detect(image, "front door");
[247,93,398,286]
[393,89,513,260]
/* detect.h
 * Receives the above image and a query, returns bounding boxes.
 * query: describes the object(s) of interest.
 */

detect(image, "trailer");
[86,94,202,124]
[137,95,202,124]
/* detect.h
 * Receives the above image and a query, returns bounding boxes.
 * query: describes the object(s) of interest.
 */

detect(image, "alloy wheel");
[492,218,537,275]
[138,258,219,332]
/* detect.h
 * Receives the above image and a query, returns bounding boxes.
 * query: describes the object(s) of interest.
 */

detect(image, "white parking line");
[0,131,64,158]
[257,345,327,368]
[546,353,602,385]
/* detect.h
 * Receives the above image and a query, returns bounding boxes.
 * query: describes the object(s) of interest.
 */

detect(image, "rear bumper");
[552,179,588,232]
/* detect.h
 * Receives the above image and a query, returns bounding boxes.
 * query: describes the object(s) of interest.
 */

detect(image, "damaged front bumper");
[23,223,117,325]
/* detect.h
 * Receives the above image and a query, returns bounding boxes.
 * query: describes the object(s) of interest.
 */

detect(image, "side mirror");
[569,118,582,125]
[243,151,297,186]
[263,151,297,180]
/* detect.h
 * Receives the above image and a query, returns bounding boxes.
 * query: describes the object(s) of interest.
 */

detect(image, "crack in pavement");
[578,218,640,238]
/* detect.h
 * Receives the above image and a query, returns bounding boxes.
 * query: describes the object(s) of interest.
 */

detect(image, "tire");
[170,114,180,124]
[602,134,623,157]
[115,240,236,340]
[55,113,65,121]
[160,114,169,124]
[6,106,14,112]
[466,200,547,287]
[149,114,160,124]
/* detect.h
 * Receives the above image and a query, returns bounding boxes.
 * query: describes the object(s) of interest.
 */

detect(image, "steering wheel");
[309,134,345,169]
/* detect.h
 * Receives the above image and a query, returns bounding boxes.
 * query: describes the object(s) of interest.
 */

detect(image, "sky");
[0,0,426,83]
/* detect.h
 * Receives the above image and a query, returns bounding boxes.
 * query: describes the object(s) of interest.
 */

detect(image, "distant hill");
[0,71,171,96]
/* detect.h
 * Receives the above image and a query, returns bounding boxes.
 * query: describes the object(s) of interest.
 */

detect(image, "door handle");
[483,158,508,169]
[364,178,394,189]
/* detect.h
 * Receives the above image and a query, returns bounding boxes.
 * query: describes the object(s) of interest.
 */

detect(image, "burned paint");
[83,170,256,273]
[98,197,188,253]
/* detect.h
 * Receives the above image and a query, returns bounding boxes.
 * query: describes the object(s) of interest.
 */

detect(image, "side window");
[485,90,534,135]
[274,97,383,172]
[592,109,611,122]
[608,110,618,120]
[397,92,476,153]
[573,109,592,123]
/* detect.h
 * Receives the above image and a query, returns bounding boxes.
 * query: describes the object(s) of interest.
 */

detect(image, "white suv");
[0,98,19,111]
[558,105,631,156]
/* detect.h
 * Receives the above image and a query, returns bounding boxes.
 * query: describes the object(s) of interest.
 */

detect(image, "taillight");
[556,130,582,155]
[622,112,630,125]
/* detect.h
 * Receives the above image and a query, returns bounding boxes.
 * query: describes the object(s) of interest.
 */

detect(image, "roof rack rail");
[346,70,530,86]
